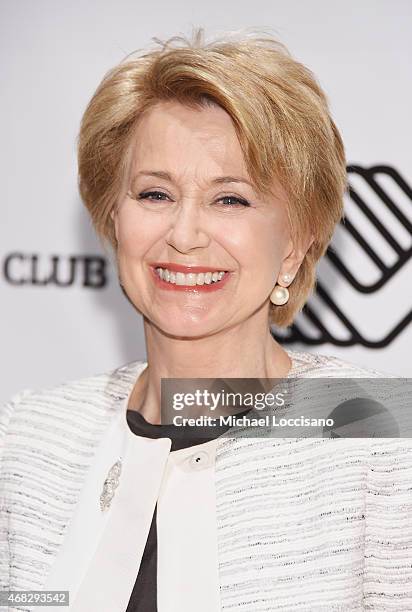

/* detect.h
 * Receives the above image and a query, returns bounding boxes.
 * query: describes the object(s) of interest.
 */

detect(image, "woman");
[1,28,411,612]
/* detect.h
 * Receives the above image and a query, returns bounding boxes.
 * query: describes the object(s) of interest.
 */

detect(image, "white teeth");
[155,267,227,286]
[175,272,185,286]
[186,273,197,286]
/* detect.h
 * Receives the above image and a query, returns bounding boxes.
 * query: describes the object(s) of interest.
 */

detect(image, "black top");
[124,408,250,612]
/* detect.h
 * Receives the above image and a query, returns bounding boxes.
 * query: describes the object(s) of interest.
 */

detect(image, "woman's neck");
[128,316,292,424]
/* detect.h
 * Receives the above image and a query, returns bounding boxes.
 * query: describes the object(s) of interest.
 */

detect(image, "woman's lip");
[149,265,232,292]
[149,262,229,274]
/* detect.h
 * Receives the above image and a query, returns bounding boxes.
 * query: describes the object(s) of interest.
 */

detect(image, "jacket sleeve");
[0,389,33,594]
[363,438,412,609]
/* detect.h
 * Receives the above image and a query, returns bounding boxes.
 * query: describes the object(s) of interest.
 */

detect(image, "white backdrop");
[1,0,411,401]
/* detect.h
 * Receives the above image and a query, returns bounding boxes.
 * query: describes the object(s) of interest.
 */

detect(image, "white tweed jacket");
[1,349,411,611]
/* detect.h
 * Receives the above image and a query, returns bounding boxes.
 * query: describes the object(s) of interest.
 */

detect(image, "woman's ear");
[279,233,314,284]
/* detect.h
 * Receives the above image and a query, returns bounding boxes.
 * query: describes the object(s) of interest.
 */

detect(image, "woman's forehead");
[131,100,247,172]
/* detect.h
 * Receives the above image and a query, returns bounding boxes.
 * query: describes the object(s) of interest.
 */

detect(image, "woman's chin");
[151,309,225,339]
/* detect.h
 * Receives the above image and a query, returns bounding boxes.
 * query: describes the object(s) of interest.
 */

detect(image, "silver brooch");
[100,459,122,511]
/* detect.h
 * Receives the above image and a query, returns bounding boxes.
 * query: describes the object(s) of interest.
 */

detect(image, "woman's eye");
[138,191,170,201]
[218,196,250,207]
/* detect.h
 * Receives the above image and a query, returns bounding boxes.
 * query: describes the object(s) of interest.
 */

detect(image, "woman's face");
[112,100,301,338]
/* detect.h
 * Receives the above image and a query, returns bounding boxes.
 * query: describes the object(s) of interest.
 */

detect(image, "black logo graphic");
[273,165,412,348]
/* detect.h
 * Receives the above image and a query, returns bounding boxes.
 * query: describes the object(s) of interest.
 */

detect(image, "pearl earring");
[270,285,289,305]
[270,273,293,306]
[281,273,293,283]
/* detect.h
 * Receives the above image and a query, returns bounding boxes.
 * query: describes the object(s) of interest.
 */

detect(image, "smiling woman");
[1,26,412,612]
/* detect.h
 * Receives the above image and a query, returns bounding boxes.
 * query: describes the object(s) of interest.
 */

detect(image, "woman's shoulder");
[285,347,396,378]
[1,359,147,437]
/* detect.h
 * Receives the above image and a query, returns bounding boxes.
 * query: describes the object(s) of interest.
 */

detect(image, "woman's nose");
[165,200,210,253]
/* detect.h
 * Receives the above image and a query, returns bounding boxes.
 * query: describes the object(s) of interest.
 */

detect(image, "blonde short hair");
[78,27,347,328]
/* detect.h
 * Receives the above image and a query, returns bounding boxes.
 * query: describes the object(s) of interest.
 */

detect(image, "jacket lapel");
[37,407,125,609]
[37,360,173,612]
[69,430,171,611]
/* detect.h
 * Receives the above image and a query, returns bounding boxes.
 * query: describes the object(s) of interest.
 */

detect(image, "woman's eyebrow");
[135,170,254,187]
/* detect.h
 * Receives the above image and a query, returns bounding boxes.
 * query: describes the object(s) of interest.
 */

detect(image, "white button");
[189,450,210,470]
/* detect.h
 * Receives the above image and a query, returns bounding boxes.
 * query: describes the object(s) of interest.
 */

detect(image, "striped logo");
[273,165,412,348]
